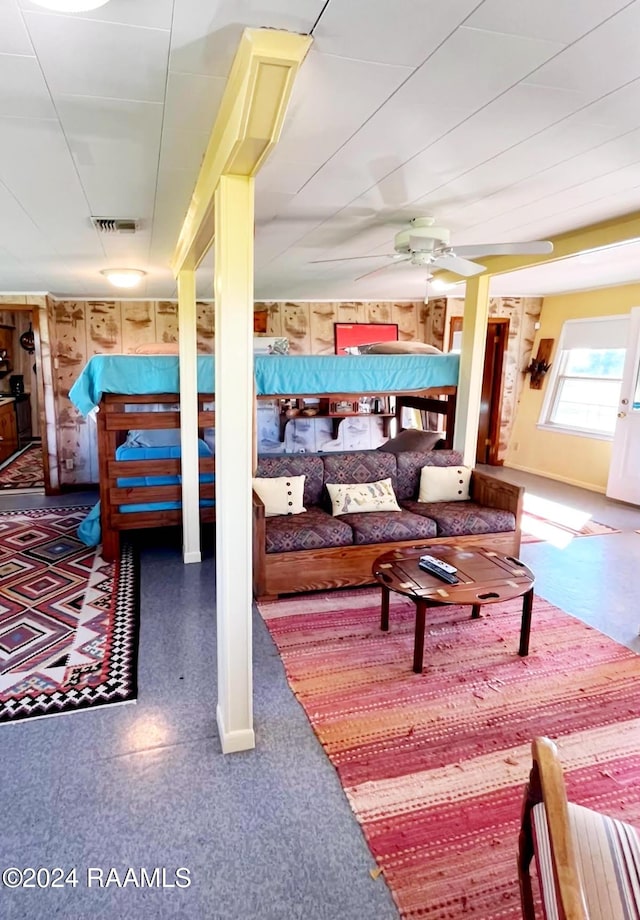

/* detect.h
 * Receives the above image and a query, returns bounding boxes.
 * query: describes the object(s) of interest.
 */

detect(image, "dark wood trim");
[479,319,509,465]
[0,302,53,493]
[448,316,509,465]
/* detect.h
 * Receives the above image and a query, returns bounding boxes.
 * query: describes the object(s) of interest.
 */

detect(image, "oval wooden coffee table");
[372,545,535,673]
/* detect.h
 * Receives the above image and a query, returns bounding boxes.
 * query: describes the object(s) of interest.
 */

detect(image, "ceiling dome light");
[31,0,111,11]
[101,268,147,289]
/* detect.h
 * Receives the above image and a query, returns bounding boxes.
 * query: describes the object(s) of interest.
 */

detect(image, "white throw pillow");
[252,475,306,517]
[418,465,471,502]
[326,478,401,516]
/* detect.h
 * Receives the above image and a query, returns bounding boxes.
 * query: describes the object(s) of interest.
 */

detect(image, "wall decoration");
[526,338,554,389]
[334,322,398,355]
[124,303,151,326]
[254,310,268,333]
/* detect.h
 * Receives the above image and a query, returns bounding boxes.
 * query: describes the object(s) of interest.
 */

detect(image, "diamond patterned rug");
[0,442,45,490]
[0,505,138,724]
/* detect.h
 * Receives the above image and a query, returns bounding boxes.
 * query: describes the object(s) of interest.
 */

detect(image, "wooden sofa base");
[254,530,521,601]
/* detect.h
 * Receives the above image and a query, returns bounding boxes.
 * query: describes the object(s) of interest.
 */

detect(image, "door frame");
[606,306,640,503]
[0,301,55,494]
[449,316,509,465]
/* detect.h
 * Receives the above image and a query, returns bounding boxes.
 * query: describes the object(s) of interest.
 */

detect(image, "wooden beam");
[169,27,311,755]
[436,209,640,284]
[171,28,312,275]
[453,274,490,464]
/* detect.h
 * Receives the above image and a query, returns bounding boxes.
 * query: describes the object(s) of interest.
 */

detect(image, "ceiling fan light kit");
[394,217,450,253]
[100,268,146,289]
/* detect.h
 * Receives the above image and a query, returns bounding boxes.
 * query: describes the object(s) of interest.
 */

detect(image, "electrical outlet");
[512,441,519,452]
[65,458,74,470]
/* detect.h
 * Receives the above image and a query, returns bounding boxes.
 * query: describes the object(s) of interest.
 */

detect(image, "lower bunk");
[95,392,215,561]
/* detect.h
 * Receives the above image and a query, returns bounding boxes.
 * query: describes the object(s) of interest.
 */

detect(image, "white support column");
[214,174,255,754]
[453,274,491,466]
[177,270,202,564]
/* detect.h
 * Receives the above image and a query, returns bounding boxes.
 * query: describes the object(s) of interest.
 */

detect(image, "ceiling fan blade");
[453,241,553,258]
[310,253,396,264]
[432,253,485,277]
[355,256,411,281]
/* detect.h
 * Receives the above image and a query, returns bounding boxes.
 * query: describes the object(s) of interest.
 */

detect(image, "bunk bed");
[69,352,460,561]
[69,355,216,562]
[254,353,459,447]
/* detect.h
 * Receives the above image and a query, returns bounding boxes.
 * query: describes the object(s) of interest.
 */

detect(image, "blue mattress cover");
[77,439,215,546]
[115,441,214,489]
[69,353,459,416]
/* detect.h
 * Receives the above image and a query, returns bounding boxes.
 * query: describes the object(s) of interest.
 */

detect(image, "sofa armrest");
[470,470,524,523]
[252,490,267,597]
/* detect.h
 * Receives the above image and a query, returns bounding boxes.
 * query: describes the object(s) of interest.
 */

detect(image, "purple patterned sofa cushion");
[396,450,464,501]
[322,451,397,487]
[339,509,437,545]
[402,500,516,536]
[265,507,353,553]
[255,455,324,506]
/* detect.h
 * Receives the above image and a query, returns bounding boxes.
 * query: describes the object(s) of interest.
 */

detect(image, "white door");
[607,305,640,503]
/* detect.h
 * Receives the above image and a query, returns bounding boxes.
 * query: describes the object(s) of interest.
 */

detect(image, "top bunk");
[69,353,460,416]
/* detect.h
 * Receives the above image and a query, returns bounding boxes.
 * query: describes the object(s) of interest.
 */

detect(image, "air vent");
[92,217,139,234]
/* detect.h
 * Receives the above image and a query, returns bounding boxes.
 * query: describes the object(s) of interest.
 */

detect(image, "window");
[539,316,629,439]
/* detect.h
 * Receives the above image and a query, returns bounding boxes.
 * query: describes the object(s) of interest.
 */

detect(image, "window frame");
[537,315,628,441]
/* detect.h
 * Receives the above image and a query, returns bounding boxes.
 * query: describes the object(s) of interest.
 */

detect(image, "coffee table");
[372,545,535,673]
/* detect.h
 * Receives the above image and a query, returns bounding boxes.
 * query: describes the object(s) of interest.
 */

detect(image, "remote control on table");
[418,554,459,584]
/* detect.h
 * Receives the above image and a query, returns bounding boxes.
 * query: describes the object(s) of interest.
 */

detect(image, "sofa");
[252,449,524,600]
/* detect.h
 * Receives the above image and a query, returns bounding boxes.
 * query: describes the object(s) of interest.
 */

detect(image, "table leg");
[413,600,427,673]
[380,585,390,632]
[518,588,534,657]
[471,604,481,619]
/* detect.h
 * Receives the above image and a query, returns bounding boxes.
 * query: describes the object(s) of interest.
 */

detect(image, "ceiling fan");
[310,217,554,280]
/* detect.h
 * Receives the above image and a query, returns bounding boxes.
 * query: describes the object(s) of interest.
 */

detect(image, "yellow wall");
[505,282,640,492]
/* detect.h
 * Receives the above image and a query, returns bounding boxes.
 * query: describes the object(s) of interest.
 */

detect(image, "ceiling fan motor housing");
[394,217,450,254]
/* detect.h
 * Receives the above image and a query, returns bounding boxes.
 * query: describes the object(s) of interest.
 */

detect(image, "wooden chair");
[518,737,640,920]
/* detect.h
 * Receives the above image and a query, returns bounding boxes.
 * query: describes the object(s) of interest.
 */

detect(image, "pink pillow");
[133,343,179,355]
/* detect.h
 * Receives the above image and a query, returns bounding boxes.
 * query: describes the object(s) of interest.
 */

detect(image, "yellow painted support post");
[214,174,256,753]
[177,269,201,564]
[170,27,312,755]
[453,274,490,465]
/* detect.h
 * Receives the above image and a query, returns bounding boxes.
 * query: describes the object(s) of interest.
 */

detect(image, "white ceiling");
[2,0,640,301]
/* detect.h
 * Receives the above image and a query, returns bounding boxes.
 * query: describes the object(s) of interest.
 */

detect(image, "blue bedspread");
[69,353,460,415]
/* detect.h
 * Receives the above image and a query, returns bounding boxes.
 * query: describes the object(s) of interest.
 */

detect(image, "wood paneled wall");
[48,295,541,483]
[255,300,431,353]
[435,295,543,460]
[50,299,429,484]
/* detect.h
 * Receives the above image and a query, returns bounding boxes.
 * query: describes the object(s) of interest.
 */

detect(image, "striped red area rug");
[258,589,640,918]
[521,512,619,544]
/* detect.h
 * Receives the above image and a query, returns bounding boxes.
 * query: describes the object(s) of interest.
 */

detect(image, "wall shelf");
[265,395,393,442]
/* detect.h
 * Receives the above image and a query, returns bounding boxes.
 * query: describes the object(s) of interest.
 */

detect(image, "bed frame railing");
[97,392,215,561]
